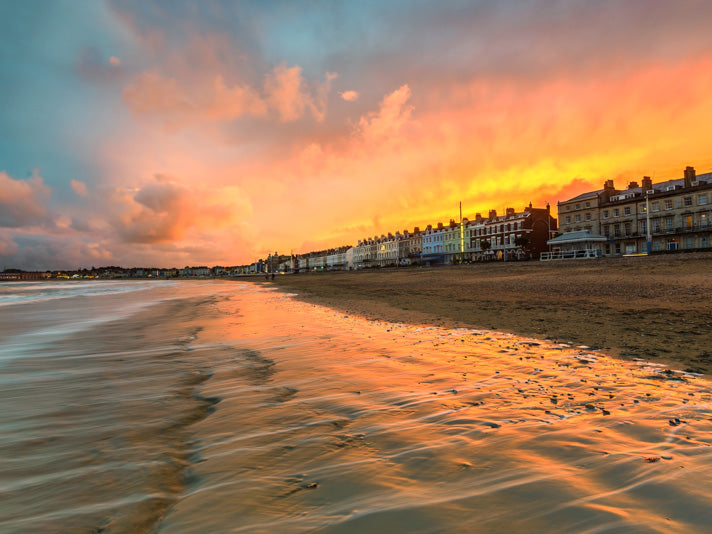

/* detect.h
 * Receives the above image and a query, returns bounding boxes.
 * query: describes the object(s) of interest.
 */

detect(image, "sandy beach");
[3,280,712,533]
[271,253,712,376]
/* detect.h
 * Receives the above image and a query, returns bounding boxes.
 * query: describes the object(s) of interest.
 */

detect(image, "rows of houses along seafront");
[294,203,557,271]
[547,166,712,259]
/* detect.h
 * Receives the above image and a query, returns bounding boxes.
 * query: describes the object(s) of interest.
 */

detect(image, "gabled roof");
[561,190,603,203]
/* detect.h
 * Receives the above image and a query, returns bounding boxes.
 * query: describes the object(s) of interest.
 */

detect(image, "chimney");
[426,224,432,231]
[601,179,616,202]
[449,218,456,227]
[628,181,639,189]
[488,209,497,219]
[506,207,515,216]
[475,213,482,221]
[437,222,444,230]
[413,226,420,233]
[641,176,653,192]
[684,166,696,188]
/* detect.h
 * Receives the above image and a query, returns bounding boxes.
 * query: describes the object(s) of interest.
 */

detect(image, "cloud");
[340,90,359,102]
[76,46,125,82]
[71,179,88,196]
[0,171,51,228]
[123,63,334,127]
[357,84,414,142]
[111,175,252,244]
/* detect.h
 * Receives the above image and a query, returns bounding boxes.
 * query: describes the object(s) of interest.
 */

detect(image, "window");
[639,221,647,234]
[625,223,631,236]
[604,226,610,237]
[684,215,692,230]
[685,237,694,249]
[652,202,659,212]
[575,214,581,222]
[624,206,631,216]
[585,212,591,221]
[566,216,571,224]
[640,204,647,213]
[665,217,673,230]
[664,199,673,210]
[585,201,590,208]
[614,224,620,237]
[684,197,692,207]
[576,203,580,209]
[699,194,708,206]
[701,213,708,228]
[615,243,621,254]
[603,210,609,219]
[613,208,619,217]
[653,219,661,232]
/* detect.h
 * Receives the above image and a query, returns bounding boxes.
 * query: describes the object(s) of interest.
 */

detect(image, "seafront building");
[342,203,557,270]
[467,205,557,261]
[551,166,712,258]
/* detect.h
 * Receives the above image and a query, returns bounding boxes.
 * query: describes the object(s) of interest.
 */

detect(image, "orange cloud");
[357,84,414,142]
[340,90,359,102]
[108,176,252,245]
[123,62,335,127]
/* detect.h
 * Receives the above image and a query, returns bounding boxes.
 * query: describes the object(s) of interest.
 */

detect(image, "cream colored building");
[557,167,712,256]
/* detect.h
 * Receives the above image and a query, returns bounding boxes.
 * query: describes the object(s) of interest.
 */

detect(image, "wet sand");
[3,281,712,533]
[270,254,712,376]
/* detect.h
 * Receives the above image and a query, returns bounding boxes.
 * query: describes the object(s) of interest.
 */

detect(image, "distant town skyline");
[3,0,712,270]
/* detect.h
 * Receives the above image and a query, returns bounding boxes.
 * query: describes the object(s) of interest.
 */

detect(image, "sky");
[2,0,712,270]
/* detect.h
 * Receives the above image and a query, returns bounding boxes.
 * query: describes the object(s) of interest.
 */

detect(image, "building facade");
[468,205,557,260]
[557,167,712,256]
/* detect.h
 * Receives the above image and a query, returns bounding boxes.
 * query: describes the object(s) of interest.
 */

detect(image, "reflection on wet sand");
[159,285,712,534]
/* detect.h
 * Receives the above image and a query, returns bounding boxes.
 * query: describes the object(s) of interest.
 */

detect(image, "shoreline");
[266,253,712,377]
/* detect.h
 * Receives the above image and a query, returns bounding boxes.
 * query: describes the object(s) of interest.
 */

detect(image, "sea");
[0,279,711,533]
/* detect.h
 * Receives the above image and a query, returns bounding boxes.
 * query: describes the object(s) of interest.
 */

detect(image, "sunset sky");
[2,1,712,269]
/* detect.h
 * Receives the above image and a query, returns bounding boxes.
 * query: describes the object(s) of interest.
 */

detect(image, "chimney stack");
[684,166,696,188]
[506,207,515,216]
[641,176,653,192]
[437,222,444,230]
[413,226,420,233]
[488,209,497,219]
[628,181,639,189]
